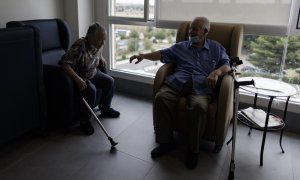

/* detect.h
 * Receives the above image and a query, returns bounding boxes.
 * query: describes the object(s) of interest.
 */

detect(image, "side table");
[237,77,297,166]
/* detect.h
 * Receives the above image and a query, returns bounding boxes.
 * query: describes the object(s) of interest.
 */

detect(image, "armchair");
[6,19,101,130]
[153,22,243,152]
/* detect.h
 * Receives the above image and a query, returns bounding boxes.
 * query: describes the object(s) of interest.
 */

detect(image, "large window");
[106,0,300,103]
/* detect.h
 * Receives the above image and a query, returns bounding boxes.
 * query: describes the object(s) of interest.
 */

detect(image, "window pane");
[111,0,145,18]
[241,34,282,76]
[112,24,176,76]
[240,34,300,101]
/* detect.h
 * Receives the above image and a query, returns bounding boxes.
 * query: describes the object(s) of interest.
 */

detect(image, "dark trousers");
[79,68,114,122]
[154,80,211,153]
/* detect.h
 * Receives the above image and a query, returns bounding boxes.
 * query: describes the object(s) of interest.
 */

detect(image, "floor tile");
[68,150,153,180]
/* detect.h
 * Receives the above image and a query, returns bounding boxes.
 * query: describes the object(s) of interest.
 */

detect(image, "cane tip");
[110,146,117,153]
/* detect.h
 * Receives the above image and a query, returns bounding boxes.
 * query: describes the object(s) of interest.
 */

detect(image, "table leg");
[279,96,290,153]
[260,97,274,166]
[248,127,252,135]
[253,93,258,108]
[279,130,285,153]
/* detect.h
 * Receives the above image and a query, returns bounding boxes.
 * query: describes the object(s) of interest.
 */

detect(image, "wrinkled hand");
[76,78,87,91]
[207,72,218,89]
[129,54,144,64]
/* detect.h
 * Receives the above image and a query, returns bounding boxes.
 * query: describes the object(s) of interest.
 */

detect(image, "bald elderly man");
[130,17,230,169]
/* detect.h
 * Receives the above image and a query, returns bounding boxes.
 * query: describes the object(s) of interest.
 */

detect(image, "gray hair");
[86,23,106,38]
[193,17,210,32]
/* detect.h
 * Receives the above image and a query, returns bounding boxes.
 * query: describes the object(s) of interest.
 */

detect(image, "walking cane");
[227,57,254,179]
[82,97,118,149]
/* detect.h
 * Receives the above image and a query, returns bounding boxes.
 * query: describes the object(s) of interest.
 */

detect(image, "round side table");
[237,77,297,166]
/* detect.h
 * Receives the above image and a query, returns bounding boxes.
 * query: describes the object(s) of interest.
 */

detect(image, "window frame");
[106,0,157,84]
[98,0,300,111]
[108,0,149,22]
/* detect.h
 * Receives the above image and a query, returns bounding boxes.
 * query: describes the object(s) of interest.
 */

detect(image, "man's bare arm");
[129,51,161,64]
[61,64,87,91]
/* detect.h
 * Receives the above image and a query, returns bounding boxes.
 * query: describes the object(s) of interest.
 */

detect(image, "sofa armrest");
[1,27,46,144]
[153,64,174,95]
[215,74,234,146]
[43,64,77,126]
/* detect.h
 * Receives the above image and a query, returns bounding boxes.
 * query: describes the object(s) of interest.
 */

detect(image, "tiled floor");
[0,93,299,180]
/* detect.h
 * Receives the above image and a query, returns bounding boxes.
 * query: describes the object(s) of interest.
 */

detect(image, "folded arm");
[207,65,231,89]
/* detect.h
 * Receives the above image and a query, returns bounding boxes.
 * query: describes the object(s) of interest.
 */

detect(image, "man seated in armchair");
[59,23,120,135]
[129,17,231,169]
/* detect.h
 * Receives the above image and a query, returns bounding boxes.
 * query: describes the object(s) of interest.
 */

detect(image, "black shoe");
[80,121,94,135]
[151,143,176,158]
[186,151,198,170]
[100,108,120,118]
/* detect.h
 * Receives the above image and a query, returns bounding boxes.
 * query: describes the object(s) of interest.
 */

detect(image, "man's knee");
[103,75,114,87]
[154,92,165,103]
[82,83,97,106]
[189,101,208,113]
[189,95,210,112]
[154,92,175,107]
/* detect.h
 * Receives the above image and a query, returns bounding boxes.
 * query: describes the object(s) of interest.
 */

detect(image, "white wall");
[0,0,64,28]
[63,0,79,43]
[63,0,95,42]
[95,0,109,63]
[78,0,94,38]
[0,0,96,43]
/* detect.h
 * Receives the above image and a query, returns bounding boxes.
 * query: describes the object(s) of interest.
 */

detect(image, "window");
[108,0,176,80]
[106,0,300,103]
[112,24,176,76]
[110,0,154,19]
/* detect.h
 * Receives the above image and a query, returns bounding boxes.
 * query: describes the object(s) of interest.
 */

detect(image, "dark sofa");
[7,19,101,130]
[0,26,46,144]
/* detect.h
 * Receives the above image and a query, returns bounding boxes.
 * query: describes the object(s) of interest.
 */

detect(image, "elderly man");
[59,23,120,135]
[130,17,230,169]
